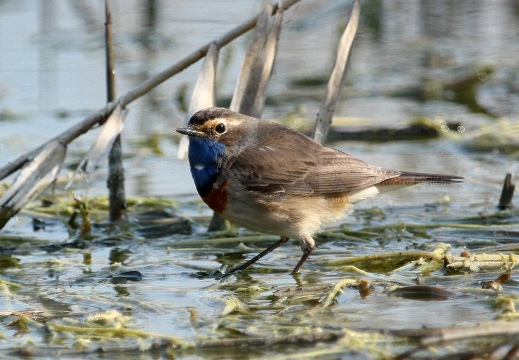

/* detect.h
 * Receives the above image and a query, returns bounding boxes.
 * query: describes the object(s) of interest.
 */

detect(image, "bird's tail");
[379,172,464,186]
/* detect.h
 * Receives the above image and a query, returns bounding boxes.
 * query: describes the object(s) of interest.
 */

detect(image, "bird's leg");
[224,236,290,276]
[290,246,314,275]
[290,235,315,274]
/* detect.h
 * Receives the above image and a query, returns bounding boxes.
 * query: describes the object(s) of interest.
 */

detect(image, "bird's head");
[176,108,261,198]
[176,107,257,152]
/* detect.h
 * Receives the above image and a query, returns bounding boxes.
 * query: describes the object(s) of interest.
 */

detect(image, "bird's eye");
[215,123,226,134]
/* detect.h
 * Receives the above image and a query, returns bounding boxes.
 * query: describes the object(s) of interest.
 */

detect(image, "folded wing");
[229,124,402,196]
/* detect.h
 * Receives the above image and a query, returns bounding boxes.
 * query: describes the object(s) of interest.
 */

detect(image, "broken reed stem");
[117,0,300,107]
[0,106,116,181]
[50,323,179,343]
[327,243,450,267]
[0,0,301,181]
[322,279,358,308]
[420,322,519,346]
[498,173,515,210]
[326,249,446,267]
[105,0,127,222]
[446,253,519,271]
[327,244,519,273]
[197,330,344,349]
[311,0,360,144]
[105,0,117,104]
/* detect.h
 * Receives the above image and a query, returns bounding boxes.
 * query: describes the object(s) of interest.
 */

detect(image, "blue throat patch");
[188,136,227,198]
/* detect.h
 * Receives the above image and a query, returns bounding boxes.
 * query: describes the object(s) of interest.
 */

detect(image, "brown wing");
[229,124,401,196]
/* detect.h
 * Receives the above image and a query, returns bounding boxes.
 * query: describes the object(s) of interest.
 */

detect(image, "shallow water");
[1,1,519,359]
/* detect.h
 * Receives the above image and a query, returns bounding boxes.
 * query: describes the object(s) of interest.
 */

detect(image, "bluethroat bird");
[176,107,463,275]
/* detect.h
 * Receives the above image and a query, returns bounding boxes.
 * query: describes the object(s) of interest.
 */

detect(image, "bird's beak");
[176,127,205,137]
